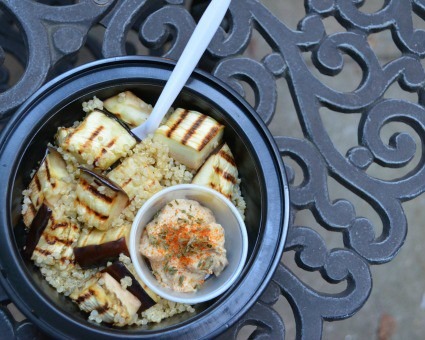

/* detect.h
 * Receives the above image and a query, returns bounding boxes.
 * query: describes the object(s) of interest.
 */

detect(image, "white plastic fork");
[131,0,231,140]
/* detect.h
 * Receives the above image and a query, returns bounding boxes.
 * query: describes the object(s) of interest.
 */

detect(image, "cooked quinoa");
[21,95,246,327]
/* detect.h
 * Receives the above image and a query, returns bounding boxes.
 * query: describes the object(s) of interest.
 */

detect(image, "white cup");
[129,184,248,304]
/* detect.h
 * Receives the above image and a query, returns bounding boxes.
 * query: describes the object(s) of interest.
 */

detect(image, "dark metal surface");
[0,0,423,338]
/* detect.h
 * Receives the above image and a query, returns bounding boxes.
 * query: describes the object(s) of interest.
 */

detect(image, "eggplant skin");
[102,261,155,311]
[73,237,129,269]
[24,204,52,259]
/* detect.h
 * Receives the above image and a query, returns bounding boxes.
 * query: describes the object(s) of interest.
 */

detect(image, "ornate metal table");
[1,0,424,338]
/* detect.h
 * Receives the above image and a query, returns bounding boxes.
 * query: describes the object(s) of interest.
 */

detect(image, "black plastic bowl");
[0,57,289,339]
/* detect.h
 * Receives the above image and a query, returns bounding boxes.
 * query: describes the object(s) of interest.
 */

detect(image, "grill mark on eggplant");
[76,198,109,221]
[50,222,68,230]
[45,146,66,188]
[59,257,75,265]
[167,109,188,138]
[198,125,220,151]
[94,148,108,166]
[122,178,132,187]
[44,234,74,247]
[80,178,113,203]
[218,149,236,166]
[33,247,74,266]
[34,174,42,192]
[213,166,237,184]
[96,304,110,315]
[83,125,104,150]
[181,114,207,145]
[45,158,52,184]
[106,138,116,148]
[34,248,52,256]
[75,291,92,304]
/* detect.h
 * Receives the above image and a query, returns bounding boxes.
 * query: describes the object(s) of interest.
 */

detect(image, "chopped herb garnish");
[198,256,214,270]
[164,262,177,276]
[178,275,185,286]
[149,235,159,246]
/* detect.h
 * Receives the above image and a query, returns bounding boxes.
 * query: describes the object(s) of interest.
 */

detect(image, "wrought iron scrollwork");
[1,0,424,338]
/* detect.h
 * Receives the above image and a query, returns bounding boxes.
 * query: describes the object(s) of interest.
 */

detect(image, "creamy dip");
[139,199,228,292]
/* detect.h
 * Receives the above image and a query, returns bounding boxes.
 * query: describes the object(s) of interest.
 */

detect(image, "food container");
[0,56,290,338]
[129,184,248,304]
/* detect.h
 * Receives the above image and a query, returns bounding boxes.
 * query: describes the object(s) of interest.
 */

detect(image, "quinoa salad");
[21,91,246,327]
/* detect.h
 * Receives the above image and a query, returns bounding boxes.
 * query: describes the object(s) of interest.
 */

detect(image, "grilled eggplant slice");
[74,224,130,268]
[102,261,157,310]
[192,143,238,198]
[77,223,130,247]
[106,149,161,200]
[70,276,117,323]
[102,272,141,320]
[56,110,137,170]
[103,91,152,128]
[28,206,80,267]
[70,272,141,326]
[23,147,70,227]
[154,109,224,170]
[76,168,129,230]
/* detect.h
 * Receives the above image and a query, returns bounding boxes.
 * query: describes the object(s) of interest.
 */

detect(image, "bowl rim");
[0,56,290,339]
[129,183,249,304]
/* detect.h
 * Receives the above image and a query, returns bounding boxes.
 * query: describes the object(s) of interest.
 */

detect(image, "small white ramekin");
[129,184,248,304]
